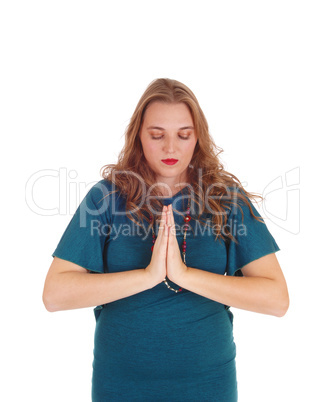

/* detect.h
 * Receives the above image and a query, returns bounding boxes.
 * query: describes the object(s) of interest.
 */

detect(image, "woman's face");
[139,101,198,193]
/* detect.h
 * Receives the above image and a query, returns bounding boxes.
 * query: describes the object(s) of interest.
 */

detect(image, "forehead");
[142,102,194,126]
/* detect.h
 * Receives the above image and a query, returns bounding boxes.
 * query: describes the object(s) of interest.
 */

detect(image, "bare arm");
[43,208,169,312]
[42,257,158,312]
[164,204,289,317]
[176,253,290,317]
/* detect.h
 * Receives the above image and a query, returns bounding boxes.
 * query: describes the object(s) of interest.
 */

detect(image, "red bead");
[184,216,191,222]
[151,245,154,251]
[178,288,182,292]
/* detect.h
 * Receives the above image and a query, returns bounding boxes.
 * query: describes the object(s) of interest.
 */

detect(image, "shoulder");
[80,179,122,215]
[93,178,116,192]
[86,179,120,200]
[226,185,262,223]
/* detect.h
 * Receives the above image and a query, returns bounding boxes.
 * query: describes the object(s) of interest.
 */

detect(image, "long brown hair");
[100,78,264,243]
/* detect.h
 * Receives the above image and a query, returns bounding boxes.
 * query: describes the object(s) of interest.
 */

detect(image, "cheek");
[144,142,159,155]
[183,141,196,157]
[142,142,159,161]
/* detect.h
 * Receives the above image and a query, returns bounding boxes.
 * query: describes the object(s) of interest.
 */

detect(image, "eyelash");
[151,135,190,140]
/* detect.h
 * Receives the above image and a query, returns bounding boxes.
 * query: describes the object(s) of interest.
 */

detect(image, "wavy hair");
[100,78,264,243]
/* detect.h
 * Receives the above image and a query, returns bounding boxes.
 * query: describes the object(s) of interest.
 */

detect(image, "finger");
[164,204,168,227]
[168,204,176,236]
[166,203,172,227]
[158,206,166,232]
[163,205,170,238]
[160,206,167,223]
[157,206,168,242]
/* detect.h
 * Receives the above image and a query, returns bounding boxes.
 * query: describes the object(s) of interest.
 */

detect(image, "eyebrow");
[146,125,194,131]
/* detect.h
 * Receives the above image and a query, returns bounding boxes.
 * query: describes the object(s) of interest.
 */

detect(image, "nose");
[163,136,176,154]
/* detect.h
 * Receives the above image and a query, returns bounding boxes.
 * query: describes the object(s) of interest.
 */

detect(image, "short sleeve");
[225,189,280,277]
[52,180,113,273]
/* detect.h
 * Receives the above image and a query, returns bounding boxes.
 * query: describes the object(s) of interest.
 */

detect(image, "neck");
[157,182,188,197]
[155,172,189,197]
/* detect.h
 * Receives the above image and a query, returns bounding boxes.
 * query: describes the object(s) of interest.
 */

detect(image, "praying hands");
[145,204,188,287]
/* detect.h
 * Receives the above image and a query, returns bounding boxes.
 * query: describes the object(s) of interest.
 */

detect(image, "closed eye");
[151,135,191,140]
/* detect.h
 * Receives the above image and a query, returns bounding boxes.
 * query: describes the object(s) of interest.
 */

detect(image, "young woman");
[43,78,289,401]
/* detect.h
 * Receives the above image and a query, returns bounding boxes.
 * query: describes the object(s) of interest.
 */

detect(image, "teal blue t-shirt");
[52,179,280,401]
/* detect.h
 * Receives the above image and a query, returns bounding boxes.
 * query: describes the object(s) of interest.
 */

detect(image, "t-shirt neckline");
[160,186,190,202]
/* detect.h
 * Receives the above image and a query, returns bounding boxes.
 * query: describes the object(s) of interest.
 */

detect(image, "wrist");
[144,265,161,288]
[168,263,189,286]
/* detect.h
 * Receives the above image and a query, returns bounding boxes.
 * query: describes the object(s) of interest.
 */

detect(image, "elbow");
[43,272,69,312]
[42,288,61,312]
[269,278,290,317]
[273,294,290,318]
[42,294,57,312]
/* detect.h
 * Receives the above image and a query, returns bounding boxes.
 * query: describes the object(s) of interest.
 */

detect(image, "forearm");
[177,267,287,317]
[43,268,155,312]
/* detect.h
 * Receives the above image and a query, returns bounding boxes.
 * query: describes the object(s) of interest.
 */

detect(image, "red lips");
[162,159,178,165]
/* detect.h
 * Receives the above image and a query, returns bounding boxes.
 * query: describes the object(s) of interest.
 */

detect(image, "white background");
[1,1,324,401]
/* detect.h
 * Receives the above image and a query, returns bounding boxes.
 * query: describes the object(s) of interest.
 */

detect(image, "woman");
[43,78,289,401]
